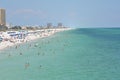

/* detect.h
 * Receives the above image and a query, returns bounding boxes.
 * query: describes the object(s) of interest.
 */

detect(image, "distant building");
[0,9,6,26]
[58,23,63,28]
[47,23,52,28]
[0,8,7,31]
[21,26,27,30]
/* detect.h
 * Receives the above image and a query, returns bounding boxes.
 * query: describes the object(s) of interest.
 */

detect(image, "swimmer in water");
[29,44,31,47]
[25,62,30,69]
[20,52,22,55]
[8,54,11,57]
[15,46,17,49]
[39,46,41,49]
[39,65,42,69]
[38,52,40,56]
[53,51,55,54]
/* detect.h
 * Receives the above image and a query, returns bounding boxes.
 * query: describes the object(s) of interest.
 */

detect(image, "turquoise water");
[0,28,120,80]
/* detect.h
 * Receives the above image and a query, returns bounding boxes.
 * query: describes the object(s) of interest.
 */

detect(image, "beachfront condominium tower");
[58,23,63,28]
[47,23,52,28]
[0,9,6,26]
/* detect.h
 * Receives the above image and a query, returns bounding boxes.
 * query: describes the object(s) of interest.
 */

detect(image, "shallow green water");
[0,28,120,80]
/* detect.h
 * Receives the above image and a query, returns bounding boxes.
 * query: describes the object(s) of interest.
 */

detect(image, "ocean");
[0,28,120,80]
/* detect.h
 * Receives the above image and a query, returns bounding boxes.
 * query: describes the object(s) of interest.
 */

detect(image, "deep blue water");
[0,28,120,80]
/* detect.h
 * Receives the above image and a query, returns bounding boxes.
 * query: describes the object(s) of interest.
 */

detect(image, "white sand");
[0,28,71,50]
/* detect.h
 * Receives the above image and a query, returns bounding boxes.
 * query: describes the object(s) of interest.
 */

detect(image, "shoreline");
[0,28,72,51]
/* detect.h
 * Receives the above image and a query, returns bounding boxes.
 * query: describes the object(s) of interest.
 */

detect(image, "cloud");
[10,9,48,19]
[13,9,34,14]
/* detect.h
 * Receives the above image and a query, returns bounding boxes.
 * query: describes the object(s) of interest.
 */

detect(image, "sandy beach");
[0,28,71,50]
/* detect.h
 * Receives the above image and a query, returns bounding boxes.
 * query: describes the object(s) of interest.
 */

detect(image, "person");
[38,52,40,56]
[39,65,42,69]
[39,46,41,49]
[29,44,31,47]
[53,51,55,54]
[25,62,30,69]
[8,54,11,57]
[20,52,22,55]
[15,46,17,49]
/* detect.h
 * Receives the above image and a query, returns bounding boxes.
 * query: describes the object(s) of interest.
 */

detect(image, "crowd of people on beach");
[0,28,70,50]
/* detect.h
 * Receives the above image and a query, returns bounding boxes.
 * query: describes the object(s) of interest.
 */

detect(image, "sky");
[0,0,120,28]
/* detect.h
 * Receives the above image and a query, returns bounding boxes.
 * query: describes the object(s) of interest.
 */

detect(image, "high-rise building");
[0,9,6,26]
[58,23,63,27]
[47,23,52,28]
